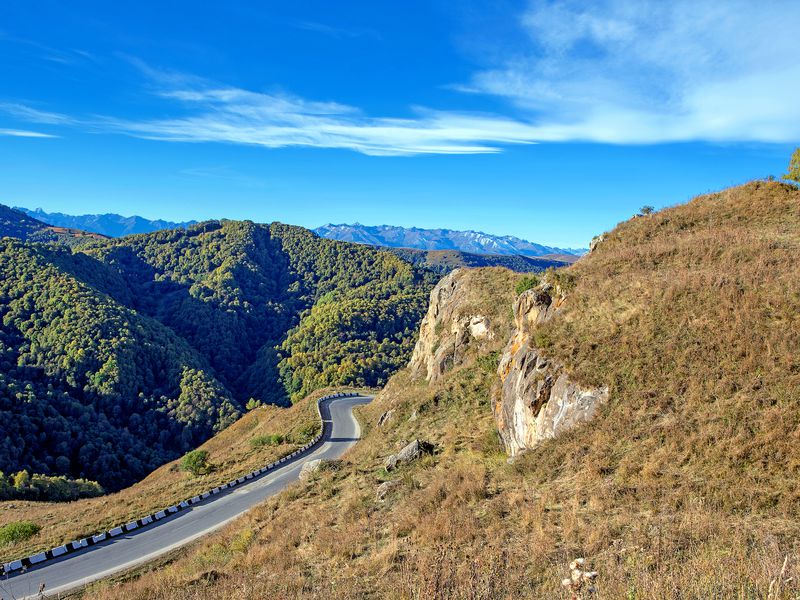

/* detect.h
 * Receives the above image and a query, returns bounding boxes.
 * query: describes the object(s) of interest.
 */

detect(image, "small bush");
[0,521,41,546]
[250,434,284,448]
[181,450,211,476]
[515,275,539,296]
[784,147,800,183]
[245,398,262,410]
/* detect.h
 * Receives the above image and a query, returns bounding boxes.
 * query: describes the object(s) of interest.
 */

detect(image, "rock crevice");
[493,285,608,456]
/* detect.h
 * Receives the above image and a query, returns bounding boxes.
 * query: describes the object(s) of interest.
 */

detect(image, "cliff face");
[409,269,505,383]
[409,268,608,456]
[493,284,608,455]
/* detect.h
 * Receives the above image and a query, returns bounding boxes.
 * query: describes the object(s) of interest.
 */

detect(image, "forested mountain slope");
[0,239,240,489]
[89,181,800,599]
[0,214,440,491]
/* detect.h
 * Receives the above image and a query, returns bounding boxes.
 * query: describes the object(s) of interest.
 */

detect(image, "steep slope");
[83,221,436,404]
[0,387,335,563]
[0,219,437,493]
[0,239,239,491]
[14,206,197,237]
[88,181,799,599]
[315,222,585,256]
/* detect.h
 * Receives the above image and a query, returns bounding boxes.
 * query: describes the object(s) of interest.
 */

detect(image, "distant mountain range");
[10,208,585,257]
[14,207,196,238]
[314,223,586,257]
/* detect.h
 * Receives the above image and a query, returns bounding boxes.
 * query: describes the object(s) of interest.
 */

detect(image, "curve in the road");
[0,393,371,600]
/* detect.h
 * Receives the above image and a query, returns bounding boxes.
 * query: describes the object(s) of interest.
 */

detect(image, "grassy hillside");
[84,181,799,599]
[0,387,359,562]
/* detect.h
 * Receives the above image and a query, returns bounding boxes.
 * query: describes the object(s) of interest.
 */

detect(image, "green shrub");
[250,434,284,448]
[515,275,539,296]
[0,521,41,546]
[785,147,800,183]
[181,450,211,476]
[0,470,104,502]
[245,398,263,410]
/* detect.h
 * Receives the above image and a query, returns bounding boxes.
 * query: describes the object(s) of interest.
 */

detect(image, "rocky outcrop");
[385,439,434,471]
[589,234,605,253]
[375,480,402,502]
[409,270,496,383]
[377,409,396,428]
[493,285,608,456]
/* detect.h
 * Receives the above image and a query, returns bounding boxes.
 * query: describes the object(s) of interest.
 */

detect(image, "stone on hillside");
[589,234,605,253]
[378,409,396,427]
[384,439,434,471]
[375,479,402,502]
[299,459,322,479]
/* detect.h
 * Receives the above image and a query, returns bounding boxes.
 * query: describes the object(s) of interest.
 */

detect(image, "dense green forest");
[0,209,440,491]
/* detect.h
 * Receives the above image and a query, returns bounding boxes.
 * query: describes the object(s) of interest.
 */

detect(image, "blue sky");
[1,1,797,248]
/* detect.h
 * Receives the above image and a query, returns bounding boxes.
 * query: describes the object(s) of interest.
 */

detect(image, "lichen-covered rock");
[377,409,396,428]
[384,439,434,471]
[375,479,402,502]
[409,269,496,382]
[494,285,608,455]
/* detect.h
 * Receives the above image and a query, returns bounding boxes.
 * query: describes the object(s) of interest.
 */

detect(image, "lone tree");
[784,147,800,183]
[181,450,211,476]
[640,205,655,216]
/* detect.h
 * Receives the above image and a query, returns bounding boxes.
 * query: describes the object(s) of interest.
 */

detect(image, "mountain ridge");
[13,206,197,237]
[314,222,586,256]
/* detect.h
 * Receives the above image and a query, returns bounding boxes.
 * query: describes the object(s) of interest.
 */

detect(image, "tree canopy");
[0,216,438,492]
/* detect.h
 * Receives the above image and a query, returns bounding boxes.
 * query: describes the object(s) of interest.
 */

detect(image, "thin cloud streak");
[0,128,57,138]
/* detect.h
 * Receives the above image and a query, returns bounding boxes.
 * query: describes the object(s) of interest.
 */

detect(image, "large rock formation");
[493,285,608,456]
[409,269,496,382]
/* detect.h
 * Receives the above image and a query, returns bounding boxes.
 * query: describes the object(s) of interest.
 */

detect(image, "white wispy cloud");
[465,0,800,143]
[2,2,798,155]
[0,102,76,126]
[0,128,57,138]
[96,81,543,156]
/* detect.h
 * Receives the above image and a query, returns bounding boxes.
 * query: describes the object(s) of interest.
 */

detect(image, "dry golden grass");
[0,387,369,562]
[50,182,800,597]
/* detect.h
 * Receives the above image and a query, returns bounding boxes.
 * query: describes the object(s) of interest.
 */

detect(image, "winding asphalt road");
[0,394,371,600]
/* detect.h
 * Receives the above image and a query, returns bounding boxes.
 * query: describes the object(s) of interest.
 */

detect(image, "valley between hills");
[0,179,799,598]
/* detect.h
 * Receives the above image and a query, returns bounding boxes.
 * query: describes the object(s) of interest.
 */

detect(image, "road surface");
[0,394,371,600]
